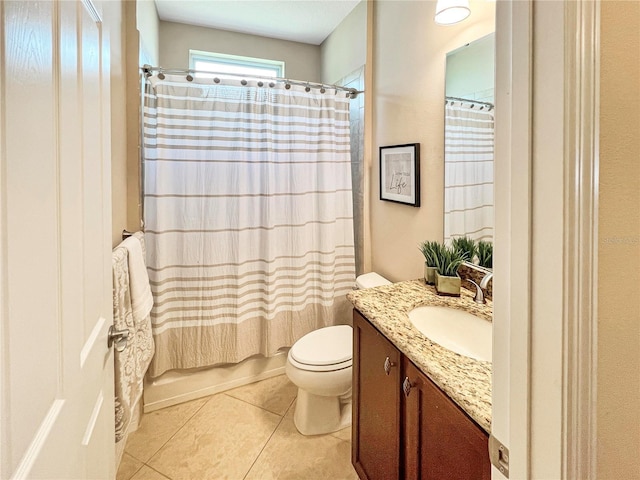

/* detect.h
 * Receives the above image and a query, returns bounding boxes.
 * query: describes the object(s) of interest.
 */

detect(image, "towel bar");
[122,229,134,240]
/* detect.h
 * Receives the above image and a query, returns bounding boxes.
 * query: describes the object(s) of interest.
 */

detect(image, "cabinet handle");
[402,377,413,397]
[383,356,396,375]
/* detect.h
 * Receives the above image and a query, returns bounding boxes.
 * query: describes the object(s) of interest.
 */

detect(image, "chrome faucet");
[465,279,485,304]
[466,273,493,304]
[480,272,493,290]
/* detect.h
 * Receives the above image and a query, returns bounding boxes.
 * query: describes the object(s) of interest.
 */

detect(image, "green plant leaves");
[477,240,493,269]
[418,241,442,268]
[433,244,465,277]
[420,237,493,274]
[451,236,477,263]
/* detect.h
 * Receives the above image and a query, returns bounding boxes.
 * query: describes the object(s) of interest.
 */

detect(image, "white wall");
[159,21,321,82]
[371,0,495,282]
[137,0,160,65]
[445,33,495,102]
[320,1,367,84]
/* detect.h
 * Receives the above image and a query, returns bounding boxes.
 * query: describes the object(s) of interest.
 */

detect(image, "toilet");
[285,272,391,435]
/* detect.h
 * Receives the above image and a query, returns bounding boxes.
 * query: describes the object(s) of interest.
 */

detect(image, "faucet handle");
[465,279,485,304]
[480,272,494,289]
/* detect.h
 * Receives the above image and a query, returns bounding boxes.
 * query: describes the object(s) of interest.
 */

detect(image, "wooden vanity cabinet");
[352,310,490,480]
[352,309,402,480]
[402,358,491,480]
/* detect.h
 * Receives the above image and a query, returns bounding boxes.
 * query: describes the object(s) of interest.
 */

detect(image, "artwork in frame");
[379,143,420,207]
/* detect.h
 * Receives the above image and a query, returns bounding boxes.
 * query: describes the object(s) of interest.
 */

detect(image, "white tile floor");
[116,375,358,480]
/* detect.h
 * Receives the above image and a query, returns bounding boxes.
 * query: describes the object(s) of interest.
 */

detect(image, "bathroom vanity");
[347,280,492,480]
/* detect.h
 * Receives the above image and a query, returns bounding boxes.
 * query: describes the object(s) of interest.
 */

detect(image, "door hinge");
[489,434,509,478]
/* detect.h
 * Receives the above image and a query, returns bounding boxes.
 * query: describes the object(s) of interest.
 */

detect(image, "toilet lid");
[290,325,353,367]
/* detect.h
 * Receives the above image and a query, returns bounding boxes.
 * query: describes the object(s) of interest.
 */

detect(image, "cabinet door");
[352,310,402,480]
[403,359,490,480]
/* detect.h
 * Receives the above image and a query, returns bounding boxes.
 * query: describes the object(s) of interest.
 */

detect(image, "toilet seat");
[288,355,352,372]
[289,325,352,372]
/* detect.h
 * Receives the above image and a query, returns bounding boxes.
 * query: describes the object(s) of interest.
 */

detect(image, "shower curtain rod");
[446,96,494,110]
[141,64,363,99]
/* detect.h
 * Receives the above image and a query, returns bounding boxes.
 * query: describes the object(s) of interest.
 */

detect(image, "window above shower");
[188,49,285,80]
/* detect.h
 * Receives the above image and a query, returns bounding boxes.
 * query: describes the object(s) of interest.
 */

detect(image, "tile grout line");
[142,463,174,480]
[329,432,349,442]
[120,457,144,480]
[241,396,297,480]
[135,397,211,473]
[223,391,295,417]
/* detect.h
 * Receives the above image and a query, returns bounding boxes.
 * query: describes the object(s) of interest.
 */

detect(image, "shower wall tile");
[337,65,366,275]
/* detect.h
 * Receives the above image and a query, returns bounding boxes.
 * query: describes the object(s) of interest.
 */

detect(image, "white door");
[1,1,115,478]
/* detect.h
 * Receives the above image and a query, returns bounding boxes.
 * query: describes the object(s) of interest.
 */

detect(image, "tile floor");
[116,375,358,480]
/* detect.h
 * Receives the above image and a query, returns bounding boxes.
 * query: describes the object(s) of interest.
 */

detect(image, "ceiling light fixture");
[434,0,471,25]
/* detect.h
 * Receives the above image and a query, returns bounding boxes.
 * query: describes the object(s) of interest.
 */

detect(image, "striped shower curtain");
[443,101,495,243]
[143,75,356,377]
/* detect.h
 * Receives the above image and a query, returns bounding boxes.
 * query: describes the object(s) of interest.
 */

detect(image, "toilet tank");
[355,272,392,289]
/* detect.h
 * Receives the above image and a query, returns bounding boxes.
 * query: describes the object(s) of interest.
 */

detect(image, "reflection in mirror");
[443,33,495,252]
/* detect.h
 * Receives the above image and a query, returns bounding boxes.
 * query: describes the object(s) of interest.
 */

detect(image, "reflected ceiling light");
[434,0,471,25]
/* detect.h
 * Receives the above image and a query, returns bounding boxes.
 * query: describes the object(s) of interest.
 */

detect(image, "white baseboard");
[143,353,288,412]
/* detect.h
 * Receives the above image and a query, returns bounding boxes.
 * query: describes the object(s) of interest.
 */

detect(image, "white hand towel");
[121,235,154,323]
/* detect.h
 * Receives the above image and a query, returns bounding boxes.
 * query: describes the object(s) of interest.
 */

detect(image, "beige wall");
[371,0,495,281]
[158,21,322,82]
[320,1,367,84]
[597,1,640,478]
[112,0,155,246]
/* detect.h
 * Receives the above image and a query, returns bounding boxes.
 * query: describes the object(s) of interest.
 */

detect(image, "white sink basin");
[408,306,492,362]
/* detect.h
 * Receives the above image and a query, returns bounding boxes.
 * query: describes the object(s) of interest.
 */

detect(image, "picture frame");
[379,143,420,207]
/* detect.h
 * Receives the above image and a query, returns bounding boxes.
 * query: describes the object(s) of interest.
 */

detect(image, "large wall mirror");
[443,33,495,253]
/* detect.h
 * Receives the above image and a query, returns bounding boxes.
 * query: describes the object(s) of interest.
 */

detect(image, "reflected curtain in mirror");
[443,100,494,243]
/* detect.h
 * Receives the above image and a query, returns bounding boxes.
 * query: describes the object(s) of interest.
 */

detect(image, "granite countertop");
[347,279,492,433]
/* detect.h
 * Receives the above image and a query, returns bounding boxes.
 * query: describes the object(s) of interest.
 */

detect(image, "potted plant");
[433,245,465,296]
[419,241,441,285]
[477,240,493,269]
[451,236,477,263]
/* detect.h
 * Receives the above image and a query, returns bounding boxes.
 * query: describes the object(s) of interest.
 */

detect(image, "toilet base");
[293,388,352,436]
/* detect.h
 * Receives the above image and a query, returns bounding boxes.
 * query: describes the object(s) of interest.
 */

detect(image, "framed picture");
[379,143,420,207]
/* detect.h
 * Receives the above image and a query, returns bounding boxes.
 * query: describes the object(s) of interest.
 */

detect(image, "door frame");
[561,1,599,477]
[493,0,600,478]
[493,0,533,478]
[0,3,7,478]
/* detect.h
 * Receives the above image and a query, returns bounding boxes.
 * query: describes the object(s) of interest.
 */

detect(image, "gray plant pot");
[435,272,461,296]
